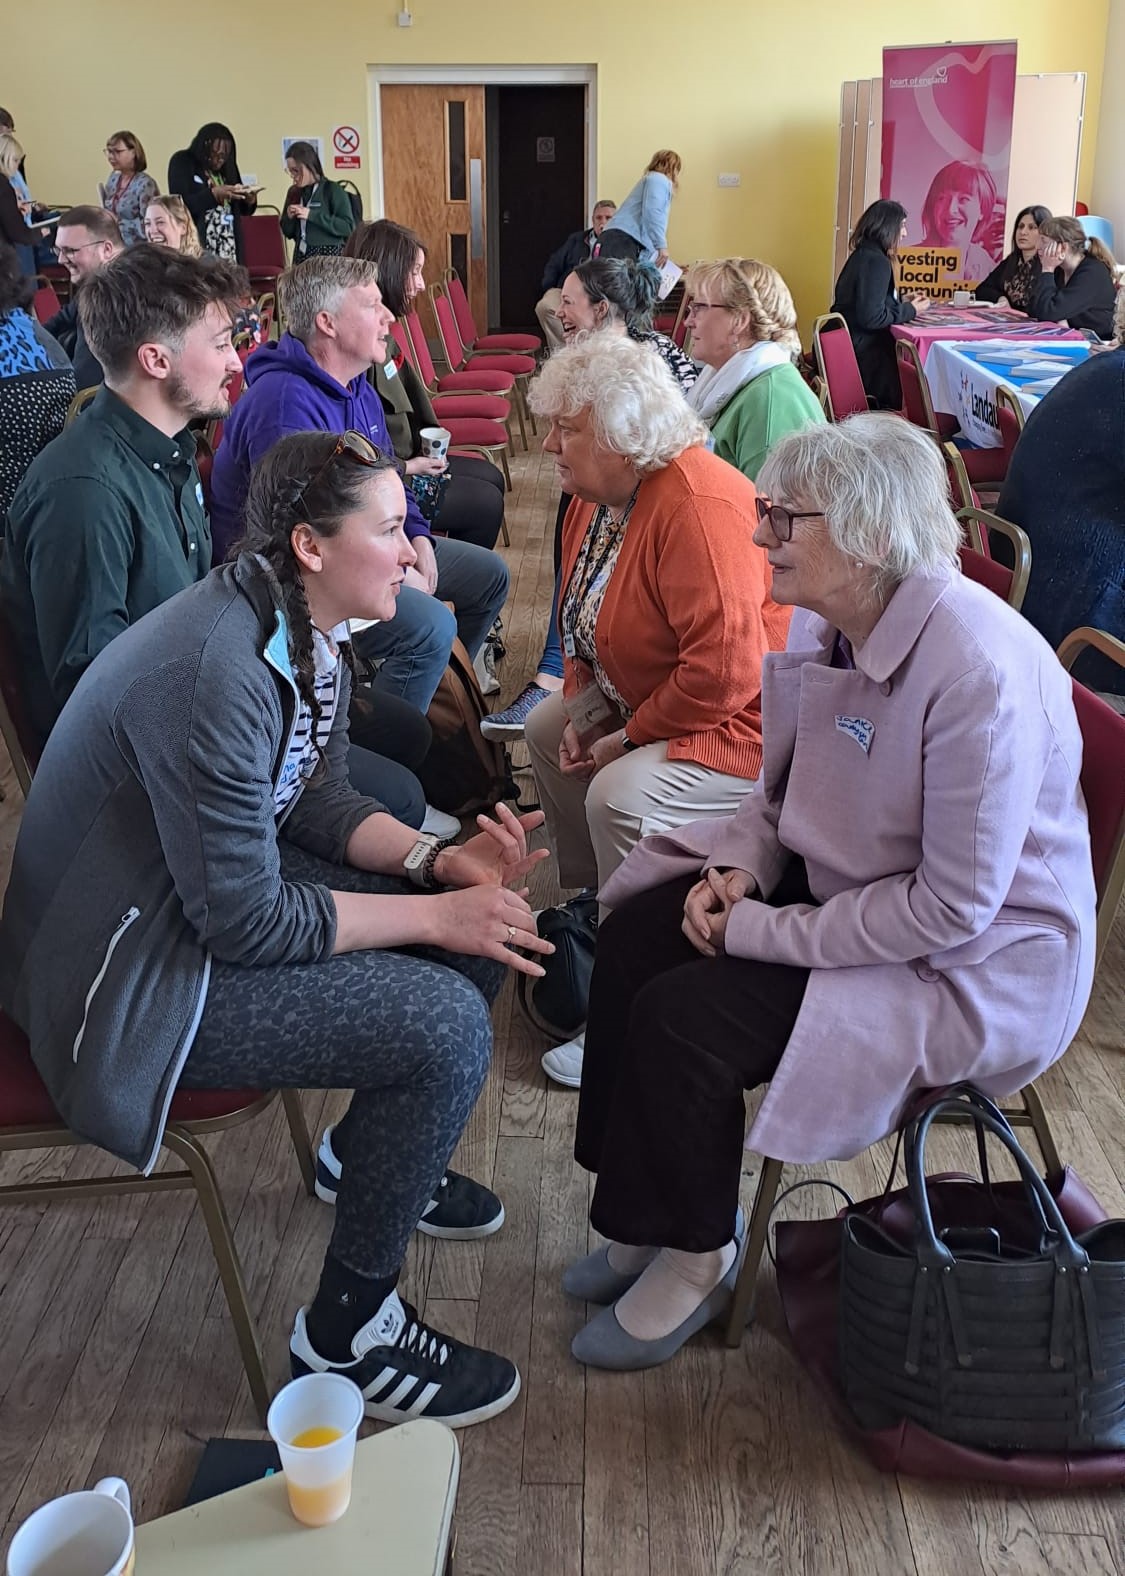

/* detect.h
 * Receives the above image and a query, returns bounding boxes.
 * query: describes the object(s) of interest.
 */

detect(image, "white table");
[134,1421,459,1575]
[925,338,1091,447]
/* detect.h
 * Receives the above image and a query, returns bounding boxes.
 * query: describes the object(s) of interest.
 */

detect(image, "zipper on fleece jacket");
[72,907,140,1063]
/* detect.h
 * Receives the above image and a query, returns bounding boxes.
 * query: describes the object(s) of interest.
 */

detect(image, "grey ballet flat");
[561,1244,655,1305]
[570,1256,740,1371]
[562,1209,743,1307]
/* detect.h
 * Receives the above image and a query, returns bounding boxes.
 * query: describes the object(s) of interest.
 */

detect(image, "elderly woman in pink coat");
[563,412,1098,1374]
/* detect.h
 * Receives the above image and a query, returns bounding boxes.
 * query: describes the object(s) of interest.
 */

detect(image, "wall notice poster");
[881,41,1017,298]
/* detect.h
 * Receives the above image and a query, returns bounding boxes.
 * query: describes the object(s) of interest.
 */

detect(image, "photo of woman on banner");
[911,160,1001,288]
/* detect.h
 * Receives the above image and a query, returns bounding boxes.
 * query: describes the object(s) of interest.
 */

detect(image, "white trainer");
[421,804,461,838]
[541,1030,585,1089]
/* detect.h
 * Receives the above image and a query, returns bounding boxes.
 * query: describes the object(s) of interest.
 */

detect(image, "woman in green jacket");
[281,140,355,259]
[684,257,824,482]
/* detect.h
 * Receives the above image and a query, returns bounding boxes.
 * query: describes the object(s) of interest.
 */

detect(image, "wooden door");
[380,85,487,329]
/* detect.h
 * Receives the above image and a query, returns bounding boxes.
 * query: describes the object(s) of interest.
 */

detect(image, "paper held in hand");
[656,259,683,300]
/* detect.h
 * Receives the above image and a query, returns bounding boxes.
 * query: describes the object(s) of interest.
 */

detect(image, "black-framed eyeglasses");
[55,240,103,262]
[298,430,387,511]
[753,496,823,542]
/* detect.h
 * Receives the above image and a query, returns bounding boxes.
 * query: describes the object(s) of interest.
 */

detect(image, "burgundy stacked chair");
[895,338,959,440]
[239,213,287,298]
[956,508,1031,610]
[429,286,536,447]
[32,283,60,324]
[442,268,541,355]
[401,309,526,451]
[811,312,870,421]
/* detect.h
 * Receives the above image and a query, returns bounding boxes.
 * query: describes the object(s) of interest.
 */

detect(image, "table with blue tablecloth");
[925,339,1092,448]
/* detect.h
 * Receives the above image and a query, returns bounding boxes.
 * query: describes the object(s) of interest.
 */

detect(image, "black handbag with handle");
[516,890,598,1038]
[839,1089,1125,1453]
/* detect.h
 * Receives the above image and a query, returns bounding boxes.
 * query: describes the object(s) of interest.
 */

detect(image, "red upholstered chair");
[722,632,1125,1347]
[1057,628,1125,965]
[441,267,541,356]
[399,312,526,451]
[239,213,287,295]
[0,1010,315,1422]
[811,312,869,421]
[0,602,39,798]
[895,338,959,441]
[956,508,1031,611]
[943,442,981,518]
[32,283,61,324]
[429,285,536,446]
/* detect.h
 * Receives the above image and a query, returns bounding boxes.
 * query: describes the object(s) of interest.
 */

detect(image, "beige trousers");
[535,288,567,352]
[524,690,758,892]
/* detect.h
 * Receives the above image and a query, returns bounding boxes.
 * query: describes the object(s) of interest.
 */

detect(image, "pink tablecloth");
[891,305,1087,365]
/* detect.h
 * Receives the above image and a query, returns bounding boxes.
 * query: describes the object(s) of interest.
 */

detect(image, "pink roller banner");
[881,40,1017,298]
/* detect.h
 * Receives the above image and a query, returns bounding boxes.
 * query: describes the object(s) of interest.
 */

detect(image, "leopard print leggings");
[180,843,505,1279]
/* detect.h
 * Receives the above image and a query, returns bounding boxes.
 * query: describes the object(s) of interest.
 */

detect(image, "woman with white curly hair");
[684,256,824,481]
[564,413,1096,1372]
[525,333,791,1088]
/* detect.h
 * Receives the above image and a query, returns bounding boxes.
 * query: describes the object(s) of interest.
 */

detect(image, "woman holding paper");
[831,198,929,410]
[168,122,259,263]
[597,150,680,266]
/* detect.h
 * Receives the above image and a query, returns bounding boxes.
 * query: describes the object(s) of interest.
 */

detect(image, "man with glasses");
[43,205,124,388]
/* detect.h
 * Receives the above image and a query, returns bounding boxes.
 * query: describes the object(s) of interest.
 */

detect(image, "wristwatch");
[620,729,640,752]
[403,833,453,890]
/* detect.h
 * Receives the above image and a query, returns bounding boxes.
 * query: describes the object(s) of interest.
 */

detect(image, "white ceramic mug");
[7,1479,134,1576]
[419,426,452,461]
[952,289,974,305]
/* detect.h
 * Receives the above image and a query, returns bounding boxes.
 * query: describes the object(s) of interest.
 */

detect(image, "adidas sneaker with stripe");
[314,1124,505,1240]
[290,1293,521,1428]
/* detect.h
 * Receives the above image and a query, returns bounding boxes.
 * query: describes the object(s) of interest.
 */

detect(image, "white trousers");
[524,690,757,891]
[534,289,567,352]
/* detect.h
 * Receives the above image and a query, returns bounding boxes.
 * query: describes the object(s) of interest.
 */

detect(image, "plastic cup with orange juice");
[266,1373,364,1527]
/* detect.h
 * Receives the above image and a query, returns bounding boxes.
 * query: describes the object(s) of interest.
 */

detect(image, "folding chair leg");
[281,1089,316,1197]
[520,378,537,437]
[500,449,512,491]
[725,1156,785,1345]
[162,1126,271,1424]
[1018,1081,1064,1186]
[513,388,529,450]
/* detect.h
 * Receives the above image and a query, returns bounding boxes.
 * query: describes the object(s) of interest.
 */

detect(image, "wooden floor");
[0,435,1123,1575]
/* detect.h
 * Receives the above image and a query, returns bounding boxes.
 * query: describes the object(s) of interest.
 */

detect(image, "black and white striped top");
[274,627,342,817]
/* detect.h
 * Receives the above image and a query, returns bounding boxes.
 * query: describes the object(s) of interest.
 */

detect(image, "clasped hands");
[681,867,756,958]
[558,719,628,779]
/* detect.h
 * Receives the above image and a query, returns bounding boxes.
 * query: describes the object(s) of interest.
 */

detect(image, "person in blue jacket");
[598,151,680,265]
[209,254,509,713]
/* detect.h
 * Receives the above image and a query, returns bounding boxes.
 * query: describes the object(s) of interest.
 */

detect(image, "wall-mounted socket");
[717,172,741,188]
[397,8,413,25]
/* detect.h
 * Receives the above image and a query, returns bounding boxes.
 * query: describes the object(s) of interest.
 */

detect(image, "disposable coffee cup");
[8,1478,134,1576]
[419,426,452,461]
[952,290,973,305]
[266,1372,364,1527]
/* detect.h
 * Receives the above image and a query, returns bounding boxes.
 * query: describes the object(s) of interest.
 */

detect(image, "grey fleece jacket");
[0,554,382,1172]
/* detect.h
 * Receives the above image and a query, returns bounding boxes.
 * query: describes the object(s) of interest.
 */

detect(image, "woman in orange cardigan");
[525,333,790,1087]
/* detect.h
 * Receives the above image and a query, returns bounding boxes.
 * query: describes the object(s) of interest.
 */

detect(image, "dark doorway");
[488,85,586,332]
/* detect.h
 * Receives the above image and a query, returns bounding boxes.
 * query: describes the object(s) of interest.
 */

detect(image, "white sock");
[606,1241,658,1275]
[613,1242,737,1341]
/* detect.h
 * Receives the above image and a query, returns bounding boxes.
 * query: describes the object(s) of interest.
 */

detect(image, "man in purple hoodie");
[210,255,509,711]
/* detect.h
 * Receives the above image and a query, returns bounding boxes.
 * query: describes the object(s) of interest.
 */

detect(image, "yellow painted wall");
[6,0,1110,332]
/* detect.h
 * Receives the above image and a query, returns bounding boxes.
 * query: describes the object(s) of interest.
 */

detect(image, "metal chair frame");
[956,508,1032,611]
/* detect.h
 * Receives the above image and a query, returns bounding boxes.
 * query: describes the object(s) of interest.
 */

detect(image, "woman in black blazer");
[1029,215,1118,340]
[831,199,929,409]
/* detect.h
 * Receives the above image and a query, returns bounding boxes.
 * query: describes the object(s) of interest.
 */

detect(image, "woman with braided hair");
[0,429,554,1429]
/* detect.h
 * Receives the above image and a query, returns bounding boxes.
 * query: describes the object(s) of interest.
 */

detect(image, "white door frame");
[367,63,597,221]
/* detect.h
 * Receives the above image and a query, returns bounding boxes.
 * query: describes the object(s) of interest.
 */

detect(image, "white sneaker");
[473,648,501,696]
[541,1030,585,1089]
[421,804,461,838]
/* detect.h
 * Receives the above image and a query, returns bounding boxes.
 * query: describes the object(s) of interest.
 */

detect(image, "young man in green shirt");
[2,246,244,748]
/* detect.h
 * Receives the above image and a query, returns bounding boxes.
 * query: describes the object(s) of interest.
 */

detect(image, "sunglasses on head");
[753,496,823,542]
[298,430,387,510]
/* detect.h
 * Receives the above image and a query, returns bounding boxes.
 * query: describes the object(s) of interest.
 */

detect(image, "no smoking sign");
[332,124,362,170]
